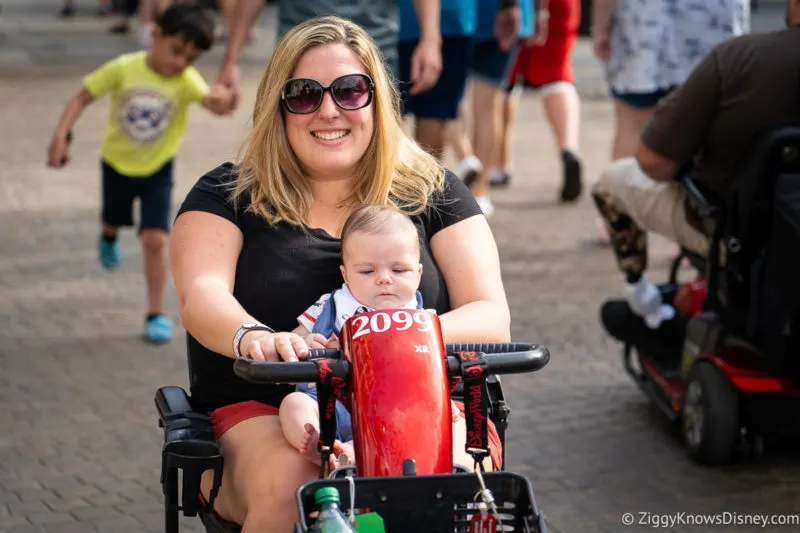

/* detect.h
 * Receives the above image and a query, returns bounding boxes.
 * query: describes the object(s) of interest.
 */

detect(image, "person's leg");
[61,0,76,17]
[410,37,472,160]
[138,160,174,343]
[200,410,319,533]
[469,78,504,214]
[595,93,660,243]
[140,229,169,311]
[446,107,483,183]
[279,391,320,455]
[493,83,521,187]
[490,44,526,188]
[137,0,169,45]
[591,158,709,327]
[99,161,133,271]
[396,39,445,157]
[467,40,518,215]
[217,0,235,33]
[540,82,582,201]
[610,95,656,160]
[110,0,138,33]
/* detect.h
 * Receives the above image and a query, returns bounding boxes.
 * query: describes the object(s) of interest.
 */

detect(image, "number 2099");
[350,310,434,339]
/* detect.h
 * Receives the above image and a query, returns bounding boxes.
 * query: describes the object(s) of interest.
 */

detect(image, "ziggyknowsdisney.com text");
[621,511,800,528]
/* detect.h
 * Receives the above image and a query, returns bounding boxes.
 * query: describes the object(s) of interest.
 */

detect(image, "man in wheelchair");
[591,0,800,339]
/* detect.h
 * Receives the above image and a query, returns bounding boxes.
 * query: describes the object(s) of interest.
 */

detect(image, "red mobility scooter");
[600,125,800,466]
[155,307,551,532]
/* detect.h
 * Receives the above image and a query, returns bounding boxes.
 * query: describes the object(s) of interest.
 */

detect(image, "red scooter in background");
[233,308,550,533]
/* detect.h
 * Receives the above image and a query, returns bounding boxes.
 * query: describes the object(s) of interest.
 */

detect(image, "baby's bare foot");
[299,423,323,466]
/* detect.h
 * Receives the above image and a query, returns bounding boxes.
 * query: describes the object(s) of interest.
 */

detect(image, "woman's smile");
[311,129,351,145]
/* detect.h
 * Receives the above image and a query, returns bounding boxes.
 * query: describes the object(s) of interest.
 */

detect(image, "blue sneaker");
[145,315,172,344]
[98,237,121,271]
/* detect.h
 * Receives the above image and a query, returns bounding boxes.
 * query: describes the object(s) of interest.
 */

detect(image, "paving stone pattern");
[1,2,798,532]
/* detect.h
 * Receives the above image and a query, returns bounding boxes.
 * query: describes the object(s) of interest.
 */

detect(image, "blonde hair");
[232,16,445,227]
[340,204,420,260]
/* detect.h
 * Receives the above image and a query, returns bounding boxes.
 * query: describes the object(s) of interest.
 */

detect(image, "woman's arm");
[171,210,310,361]
[430,215,511,343]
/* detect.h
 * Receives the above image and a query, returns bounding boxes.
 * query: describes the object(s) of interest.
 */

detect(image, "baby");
[279,204,427,467]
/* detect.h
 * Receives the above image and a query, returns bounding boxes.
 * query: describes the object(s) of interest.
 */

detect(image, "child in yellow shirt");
[47,3,234,344]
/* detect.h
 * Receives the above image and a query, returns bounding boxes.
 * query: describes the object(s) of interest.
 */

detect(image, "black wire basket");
[294,471,547,533]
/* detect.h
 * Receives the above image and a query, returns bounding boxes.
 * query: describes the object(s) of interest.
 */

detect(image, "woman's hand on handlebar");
[240,330,321,362]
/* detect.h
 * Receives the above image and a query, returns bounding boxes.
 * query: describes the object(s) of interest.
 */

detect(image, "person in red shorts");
[494,0,583,203]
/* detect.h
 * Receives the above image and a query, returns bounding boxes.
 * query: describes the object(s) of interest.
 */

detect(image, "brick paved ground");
[1,2,799,532]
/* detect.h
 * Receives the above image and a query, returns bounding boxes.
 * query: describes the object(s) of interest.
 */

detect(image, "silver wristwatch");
[232,323,275,359]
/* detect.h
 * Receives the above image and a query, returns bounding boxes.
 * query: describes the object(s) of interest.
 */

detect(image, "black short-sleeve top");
[176,163,482,413]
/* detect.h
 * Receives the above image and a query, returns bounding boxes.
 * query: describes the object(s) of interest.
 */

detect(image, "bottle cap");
[314,486,341,505]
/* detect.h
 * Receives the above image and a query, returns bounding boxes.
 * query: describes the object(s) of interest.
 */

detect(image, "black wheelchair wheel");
[681,361,741,465]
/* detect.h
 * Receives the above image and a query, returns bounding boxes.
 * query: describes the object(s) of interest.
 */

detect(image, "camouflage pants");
[591,158,709,282]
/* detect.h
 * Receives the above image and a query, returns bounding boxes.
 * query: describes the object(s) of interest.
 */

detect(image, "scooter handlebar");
[444,342,550,375]
[232,348,342,384]
[232,343,549,384]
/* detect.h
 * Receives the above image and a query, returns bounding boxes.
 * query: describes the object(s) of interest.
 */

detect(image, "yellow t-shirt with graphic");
[83,51,209,177]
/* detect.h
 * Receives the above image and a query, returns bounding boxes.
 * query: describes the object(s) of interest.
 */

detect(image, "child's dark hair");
[156,3,215,51]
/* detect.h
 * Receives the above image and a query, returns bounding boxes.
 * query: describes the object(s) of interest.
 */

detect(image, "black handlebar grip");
[233,359,324,384]
[445,343,550,376]
[306,348,342,361]
[445,342,536,354]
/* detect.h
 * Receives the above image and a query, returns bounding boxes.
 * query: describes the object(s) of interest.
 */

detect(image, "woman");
[170,15,511,533]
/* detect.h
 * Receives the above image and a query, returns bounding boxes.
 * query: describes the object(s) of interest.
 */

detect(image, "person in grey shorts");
[215,0,444,111]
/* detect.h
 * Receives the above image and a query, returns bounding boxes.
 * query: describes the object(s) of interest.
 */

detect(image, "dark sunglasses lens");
[332,75,371,109]
[284,79,322,113]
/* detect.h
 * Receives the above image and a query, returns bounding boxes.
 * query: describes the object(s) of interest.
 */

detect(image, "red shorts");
[209,400,503,470]
[507,0,579,87]
[209,400,279,440]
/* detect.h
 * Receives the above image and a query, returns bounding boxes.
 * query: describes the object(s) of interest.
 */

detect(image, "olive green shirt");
[278,0,399,70]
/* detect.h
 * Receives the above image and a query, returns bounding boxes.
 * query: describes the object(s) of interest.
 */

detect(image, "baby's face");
[341,230,422,309]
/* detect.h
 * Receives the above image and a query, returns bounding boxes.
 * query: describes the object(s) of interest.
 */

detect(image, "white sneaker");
[623,275,663,318]
[475,196,495,217]
[643,304,676,329]
[623,276,676,329]
[455,155,482,182]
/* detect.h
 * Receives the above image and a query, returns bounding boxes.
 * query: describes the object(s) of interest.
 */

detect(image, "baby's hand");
[325,334,340,350]
[303,333,330,350]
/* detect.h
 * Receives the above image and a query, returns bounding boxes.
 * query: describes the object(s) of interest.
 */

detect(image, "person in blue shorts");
[398,0,477,159]
[448,0,533,216]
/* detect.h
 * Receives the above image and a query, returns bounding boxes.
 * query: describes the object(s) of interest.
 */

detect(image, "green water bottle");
[310,486,356,533]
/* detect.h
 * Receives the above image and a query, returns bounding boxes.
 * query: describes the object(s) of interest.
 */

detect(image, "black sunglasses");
[281,73,374,114]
